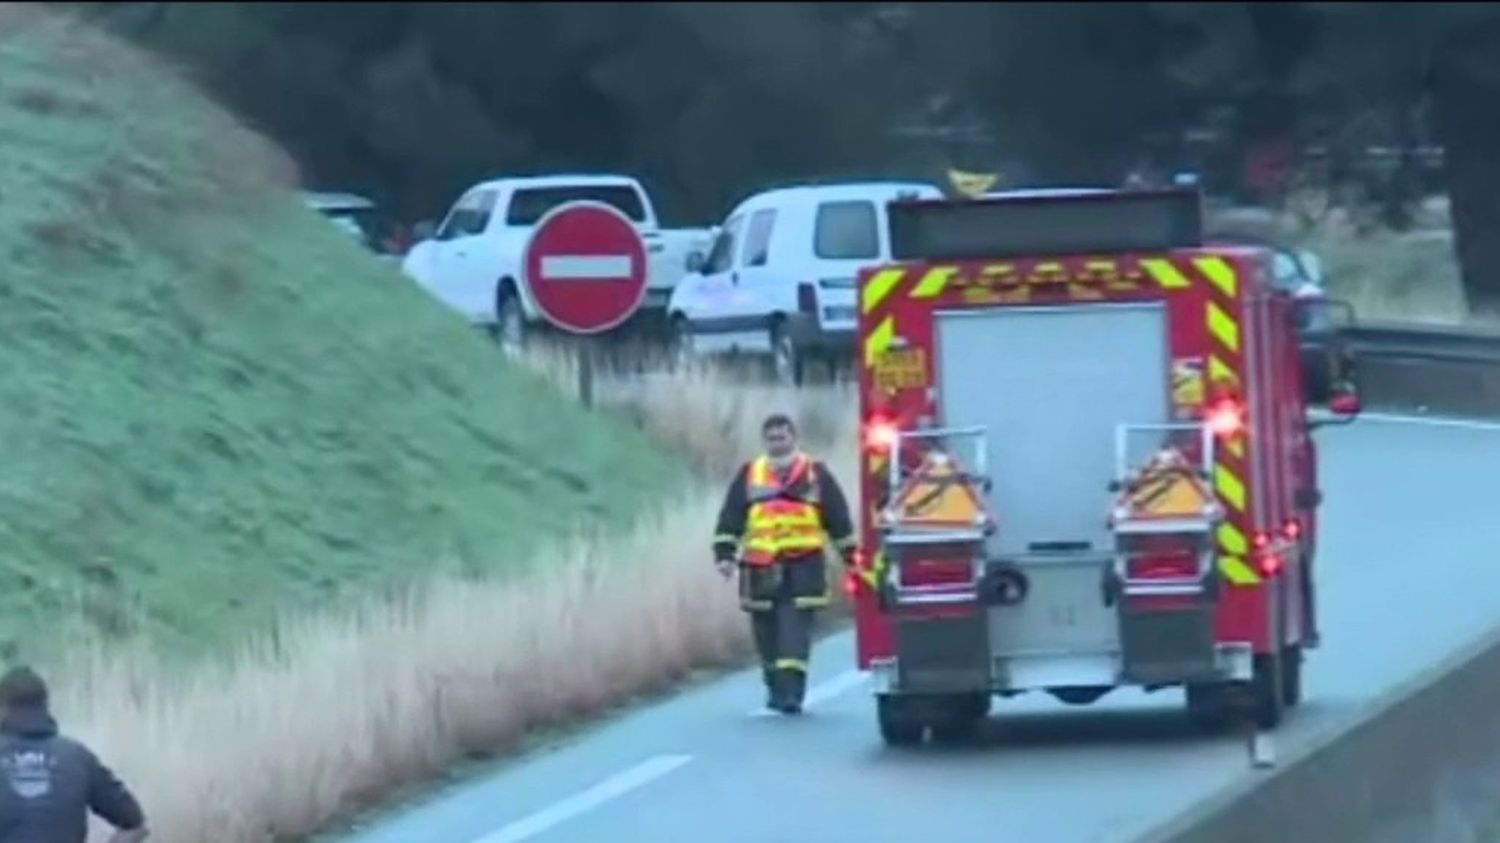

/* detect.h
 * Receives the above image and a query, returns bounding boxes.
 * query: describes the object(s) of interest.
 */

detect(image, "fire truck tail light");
[1206,397,1245,438]
[1284,518,1302,540]
[902,558,971,587]
[1260,553,1283,576]
[1127,553,1198,581]
[1253,530,1270,550]
[864,417,899,452]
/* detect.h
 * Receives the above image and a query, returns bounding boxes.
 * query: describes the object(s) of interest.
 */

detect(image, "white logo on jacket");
[1,748,55,799]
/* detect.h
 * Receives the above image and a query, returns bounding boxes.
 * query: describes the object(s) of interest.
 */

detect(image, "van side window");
[742,209,777,267]
[704,214,744,274]
[814,200,878,259]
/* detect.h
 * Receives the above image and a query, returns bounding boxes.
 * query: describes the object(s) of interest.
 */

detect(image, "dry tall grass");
[39,352,860,843]
[61,493,752,843]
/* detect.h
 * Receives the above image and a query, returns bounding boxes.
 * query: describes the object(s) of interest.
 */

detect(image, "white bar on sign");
[540,255,633,281]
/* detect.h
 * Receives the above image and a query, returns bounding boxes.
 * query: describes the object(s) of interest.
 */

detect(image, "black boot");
[783,669,807,714]
[762,667,780,710]
[771,669,804,714]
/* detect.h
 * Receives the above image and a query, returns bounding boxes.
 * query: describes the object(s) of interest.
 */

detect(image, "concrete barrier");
[1136,623,1500,843]
[1360,357,1500,418]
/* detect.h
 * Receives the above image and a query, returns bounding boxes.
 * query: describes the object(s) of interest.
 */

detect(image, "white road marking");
[469,754,691,843]
[747,669,868,717]
[1354,411,1500,431]
[539,255,633,280]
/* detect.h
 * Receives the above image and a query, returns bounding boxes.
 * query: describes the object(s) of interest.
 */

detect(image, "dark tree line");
[63,2,1500,311]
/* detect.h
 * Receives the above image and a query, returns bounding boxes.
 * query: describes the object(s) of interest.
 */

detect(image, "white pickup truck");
[401,174,714,347]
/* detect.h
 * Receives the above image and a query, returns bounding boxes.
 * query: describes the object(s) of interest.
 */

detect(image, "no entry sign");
[523,201,649,334]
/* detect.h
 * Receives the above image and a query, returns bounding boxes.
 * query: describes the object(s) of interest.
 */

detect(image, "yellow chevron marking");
[864,316,896,367]
[1215,464,1247,512]
[861,268,906,314]
[1209,355,1239,387]
[1218,555,1261,585]
[910,266,959,299]
[1226,437,1244,459]
[1217,522,1248,555]
[1194,256,1238,298]
[1142,259,1192,289]
[1207,302,1240,352]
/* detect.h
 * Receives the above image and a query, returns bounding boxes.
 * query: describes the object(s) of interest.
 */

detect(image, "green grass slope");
[0,13,690,661]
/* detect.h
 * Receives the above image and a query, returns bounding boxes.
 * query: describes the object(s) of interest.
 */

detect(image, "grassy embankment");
[0,11,694,665]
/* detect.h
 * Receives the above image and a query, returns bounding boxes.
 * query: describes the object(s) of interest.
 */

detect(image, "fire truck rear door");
[933,301,1172,687]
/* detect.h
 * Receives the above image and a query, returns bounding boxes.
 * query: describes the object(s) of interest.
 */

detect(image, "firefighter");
[0,665,148,843]
[713,413,857,714]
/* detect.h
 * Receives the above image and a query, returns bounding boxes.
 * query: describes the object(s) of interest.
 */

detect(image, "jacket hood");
[0,705,58,738]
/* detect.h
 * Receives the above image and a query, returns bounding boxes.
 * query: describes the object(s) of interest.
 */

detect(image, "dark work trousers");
[742,555,827,710]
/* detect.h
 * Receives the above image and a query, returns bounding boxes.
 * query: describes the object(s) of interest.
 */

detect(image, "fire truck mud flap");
[1106,569,1222,686]
[889,608,992,694]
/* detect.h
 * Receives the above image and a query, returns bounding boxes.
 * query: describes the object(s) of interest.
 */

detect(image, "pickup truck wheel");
[495,285,526,355]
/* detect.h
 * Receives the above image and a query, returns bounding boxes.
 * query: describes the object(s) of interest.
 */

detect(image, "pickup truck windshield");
[507,185,648,226]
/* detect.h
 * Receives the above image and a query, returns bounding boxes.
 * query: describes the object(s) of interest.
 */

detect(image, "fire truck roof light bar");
[888,187,1204,262]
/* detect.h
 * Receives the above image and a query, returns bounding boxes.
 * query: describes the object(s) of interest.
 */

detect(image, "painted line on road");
[468,754,692,843]
[747,669,868,717]
[1356,411,1500,431]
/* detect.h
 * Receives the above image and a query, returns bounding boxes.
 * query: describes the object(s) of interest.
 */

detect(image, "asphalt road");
[340,412,1500,843]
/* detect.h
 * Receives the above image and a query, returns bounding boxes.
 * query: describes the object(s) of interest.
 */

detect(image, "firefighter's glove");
[714,555,736,580]
[839,545,857,569]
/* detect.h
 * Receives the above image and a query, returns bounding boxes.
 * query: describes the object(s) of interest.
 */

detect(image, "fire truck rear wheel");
[1249,652,1286,729]
[1280,645,1303,708]
[929,693,989,744]
[876,695,924,747]
[1184,683,1231,732]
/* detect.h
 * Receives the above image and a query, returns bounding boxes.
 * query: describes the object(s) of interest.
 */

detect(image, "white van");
[666,180,943,383]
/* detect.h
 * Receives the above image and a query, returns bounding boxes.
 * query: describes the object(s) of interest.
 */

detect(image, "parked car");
[303,192,408,261]
[666,180,945,384]
[400,174,713,348]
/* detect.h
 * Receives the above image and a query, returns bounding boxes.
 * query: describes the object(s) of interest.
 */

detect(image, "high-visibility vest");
[742,453,825,566]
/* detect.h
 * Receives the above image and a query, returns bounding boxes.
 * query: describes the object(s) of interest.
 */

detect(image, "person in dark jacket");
[714,413,857,714]
[0,666,147,843]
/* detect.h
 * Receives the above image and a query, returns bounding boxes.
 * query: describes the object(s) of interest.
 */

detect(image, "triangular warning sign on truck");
[884,451,989,530]
[1113,448,1221,522]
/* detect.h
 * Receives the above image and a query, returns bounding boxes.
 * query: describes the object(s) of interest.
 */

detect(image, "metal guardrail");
[1345,320,1500,365]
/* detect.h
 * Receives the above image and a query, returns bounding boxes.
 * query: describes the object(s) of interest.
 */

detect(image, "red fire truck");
[849,187,1362,746]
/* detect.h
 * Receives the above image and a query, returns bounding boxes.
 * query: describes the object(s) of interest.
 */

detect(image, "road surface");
[339,412,1500,843]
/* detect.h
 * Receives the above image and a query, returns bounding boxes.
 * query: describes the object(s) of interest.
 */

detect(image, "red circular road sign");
[523,200,649,334]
